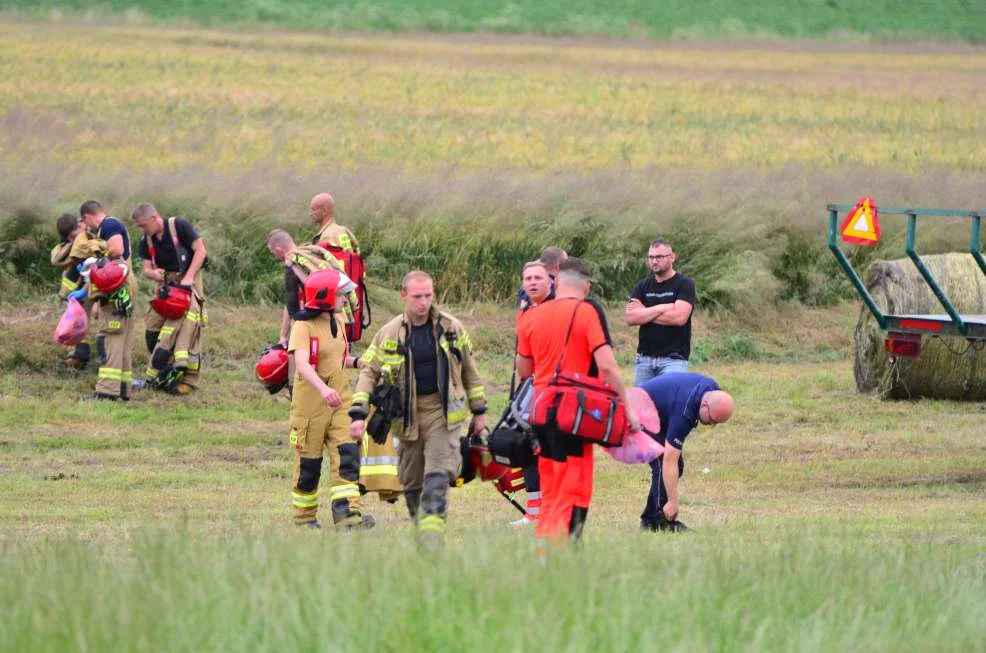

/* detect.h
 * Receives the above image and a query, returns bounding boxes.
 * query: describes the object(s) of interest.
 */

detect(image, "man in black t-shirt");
[133,203,208,394]
[624,239,696,386]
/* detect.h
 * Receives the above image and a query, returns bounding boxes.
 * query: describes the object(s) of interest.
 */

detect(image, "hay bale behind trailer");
[853,253,986,400]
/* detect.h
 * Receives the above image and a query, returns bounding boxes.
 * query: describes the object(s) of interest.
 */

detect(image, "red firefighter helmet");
[150,285,192,320]
[303,268,340,311]
[256,345,289,394]
[89,259,128,293]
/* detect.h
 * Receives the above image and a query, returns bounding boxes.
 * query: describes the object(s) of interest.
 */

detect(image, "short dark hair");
[539,246,567,267]
[649,238,672,251]
[130,203,158,221]
[56,213,78,241]
[79,200,102,218]
[557,257,592,281]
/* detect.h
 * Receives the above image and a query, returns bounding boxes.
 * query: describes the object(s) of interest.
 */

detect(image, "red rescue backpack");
[318,242,371,342]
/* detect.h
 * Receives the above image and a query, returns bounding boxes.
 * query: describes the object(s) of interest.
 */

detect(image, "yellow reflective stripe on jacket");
[337,233,353,252]
[158,326,176,337]
[458,330,474,350]
[447,407,468,425]
[185,311,200,323]
[467,386,485,400]
[417,515,446,533]
[359,465,398,476]
[121,370,133,382]
[361,345,380,365]
[352,391,370,405]
[174,350,189,360]
[329,483,360,501]
[60,276,78,290]
[292,491,318,508]
[145,367,159,379]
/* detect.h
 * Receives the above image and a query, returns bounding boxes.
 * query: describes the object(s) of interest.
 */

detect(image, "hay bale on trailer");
[854,253,986,400]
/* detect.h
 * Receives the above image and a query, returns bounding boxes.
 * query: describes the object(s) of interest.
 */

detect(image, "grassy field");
[3,0,986,41]
[1,297,985,650]
[1,22,985,306]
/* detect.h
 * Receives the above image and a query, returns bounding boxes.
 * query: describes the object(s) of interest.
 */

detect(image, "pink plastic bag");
[604,387,665,464]
[53,298,89,346]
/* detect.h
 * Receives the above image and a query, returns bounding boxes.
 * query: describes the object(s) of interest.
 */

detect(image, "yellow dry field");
[2,22,986,174]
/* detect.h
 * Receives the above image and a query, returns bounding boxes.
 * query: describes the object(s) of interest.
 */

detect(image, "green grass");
[2,301,986,649]
[2,530,985,652]
[2,0,985,41]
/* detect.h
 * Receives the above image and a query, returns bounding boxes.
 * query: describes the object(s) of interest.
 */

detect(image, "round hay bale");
[853,252,986,400]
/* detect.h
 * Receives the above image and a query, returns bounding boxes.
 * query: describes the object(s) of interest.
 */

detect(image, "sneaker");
[510,515,536,527]
[90,392,119,402]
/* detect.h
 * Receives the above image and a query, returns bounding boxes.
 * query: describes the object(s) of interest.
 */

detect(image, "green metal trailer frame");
[827,204,986,340]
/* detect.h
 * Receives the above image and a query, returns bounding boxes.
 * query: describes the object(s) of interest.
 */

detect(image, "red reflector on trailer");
[899,319,943,332]
[885,332,922,358]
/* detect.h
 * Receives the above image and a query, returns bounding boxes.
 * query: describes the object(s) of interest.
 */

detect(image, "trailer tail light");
[885,332,921,358]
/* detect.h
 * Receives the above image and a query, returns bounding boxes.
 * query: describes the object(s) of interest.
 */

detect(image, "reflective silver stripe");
[360,456,399,466]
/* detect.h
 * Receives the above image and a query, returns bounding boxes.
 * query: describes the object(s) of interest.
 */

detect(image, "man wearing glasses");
[624,239,696,386]
[638,372,733,532]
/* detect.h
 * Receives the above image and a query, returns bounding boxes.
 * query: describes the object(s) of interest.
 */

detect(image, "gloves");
[110,286,134,317]
[67,288,88,302]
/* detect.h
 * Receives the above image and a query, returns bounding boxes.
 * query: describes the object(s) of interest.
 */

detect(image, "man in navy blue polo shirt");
[639,372,733,531]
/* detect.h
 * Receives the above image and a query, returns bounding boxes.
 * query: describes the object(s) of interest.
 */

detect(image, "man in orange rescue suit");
[132,203,208,395]
[287,268,375,530]
[516,258,639,549]
[349,271,487,546]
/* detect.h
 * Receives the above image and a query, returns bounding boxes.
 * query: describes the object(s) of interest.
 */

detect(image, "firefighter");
[266,229,401,506]
[309,192,359,253]
[132,203,208,395]
[516,258,640,549]
[511,260,553,526]
[349,270,487,546]
[52,212,104,369]
[80,200,138,401]
[287,268,374,530]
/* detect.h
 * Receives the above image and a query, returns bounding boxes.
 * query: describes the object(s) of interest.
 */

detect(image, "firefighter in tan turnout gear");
[309,192,358,253]
[266,229,402,507]
[80,201,138,401]
[133,203,208,395]
[51,212,105,369]
[287,267,375,530]
[349,271,487,545]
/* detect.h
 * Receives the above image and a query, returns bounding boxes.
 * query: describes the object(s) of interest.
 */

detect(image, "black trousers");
[640,453,685,525]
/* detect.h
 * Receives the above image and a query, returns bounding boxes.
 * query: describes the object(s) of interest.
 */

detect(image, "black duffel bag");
[487,378,538,468]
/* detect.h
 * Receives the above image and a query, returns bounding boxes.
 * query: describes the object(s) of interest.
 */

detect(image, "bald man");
[638,372,733,532]
[310,192,359,253]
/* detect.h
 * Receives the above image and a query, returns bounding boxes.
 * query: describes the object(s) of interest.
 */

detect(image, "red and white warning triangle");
[841,196,880,247]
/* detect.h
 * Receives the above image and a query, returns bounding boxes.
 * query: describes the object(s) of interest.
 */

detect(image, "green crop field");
[2,0,985,41]
[2,13,986,652]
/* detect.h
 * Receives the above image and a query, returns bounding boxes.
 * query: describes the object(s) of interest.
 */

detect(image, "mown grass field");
[3,0,986,41]
[2,294,985,651]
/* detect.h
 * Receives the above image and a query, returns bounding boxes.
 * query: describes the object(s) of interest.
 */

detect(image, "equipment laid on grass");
[829,202,986,399]
[53,297,89,346]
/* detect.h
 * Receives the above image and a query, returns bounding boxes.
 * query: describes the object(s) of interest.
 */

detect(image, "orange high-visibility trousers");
[534,442,594,544]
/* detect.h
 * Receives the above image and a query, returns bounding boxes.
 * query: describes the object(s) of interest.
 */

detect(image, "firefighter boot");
[404,489,421,521]
[331,443,374,531]
[417,471,449,550]
[292,457,322,527]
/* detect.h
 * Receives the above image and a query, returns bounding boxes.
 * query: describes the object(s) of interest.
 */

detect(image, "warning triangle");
[840,197,880,247]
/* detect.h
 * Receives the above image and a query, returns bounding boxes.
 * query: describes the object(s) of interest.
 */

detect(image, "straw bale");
[853,253,986,400]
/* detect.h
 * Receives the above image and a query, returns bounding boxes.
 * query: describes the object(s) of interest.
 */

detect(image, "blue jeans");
[633,354,688,386]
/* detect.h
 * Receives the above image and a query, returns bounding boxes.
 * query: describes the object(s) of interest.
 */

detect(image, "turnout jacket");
[350,306,487,441]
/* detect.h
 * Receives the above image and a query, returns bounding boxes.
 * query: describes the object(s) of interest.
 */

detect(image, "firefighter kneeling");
[349,270,487,547]
[287,268,374,530]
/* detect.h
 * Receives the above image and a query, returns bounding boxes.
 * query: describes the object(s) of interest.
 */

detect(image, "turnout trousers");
[397,393,462,542]
[145,271,206,388]
[534,428,593,548]
[289,370,362,527]
[94,304,136,399]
